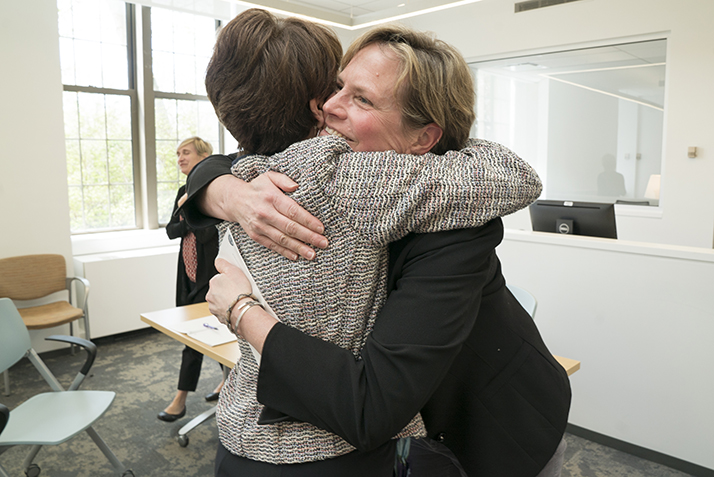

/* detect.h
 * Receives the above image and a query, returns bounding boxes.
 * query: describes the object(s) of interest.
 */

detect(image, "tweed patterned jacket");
[215,135,542,464]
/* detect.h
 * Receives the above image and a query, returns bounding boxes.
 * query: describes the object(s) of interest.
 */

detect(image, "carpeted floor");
[0,328,695,476]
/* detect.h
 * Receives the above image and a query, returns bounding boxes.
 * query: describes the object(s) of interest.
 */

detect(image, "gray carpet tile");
[0,328,696,476]
[561,433,694,477]
[1,329,223,476]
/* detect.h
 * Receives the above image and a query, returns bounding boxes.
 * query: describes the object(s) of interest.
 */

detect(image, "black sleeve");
[256,224,503,452]
[180,154,233,229]
[165,186,188,240]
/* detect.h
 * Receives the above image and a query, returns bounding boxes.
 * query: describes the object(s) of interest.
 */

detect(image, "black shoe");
[157,407,186,422]
[204,392,220,402]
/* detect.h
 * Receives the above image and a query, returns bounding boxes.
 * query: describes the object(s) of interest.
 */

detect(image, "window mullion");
[135,5,158,229]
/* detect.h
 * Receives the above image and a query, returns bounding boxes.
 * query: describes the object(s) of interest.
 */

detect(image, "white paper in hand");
[217,231,279,365]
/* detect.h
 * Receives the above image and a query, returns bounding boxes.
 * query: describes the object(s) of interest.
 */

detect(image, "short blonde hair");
[177,137,213,157]
[344,25,475,155]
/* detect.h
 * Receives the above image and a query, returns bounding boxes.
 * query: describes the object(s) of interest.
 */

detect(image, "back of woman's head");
[344,25,475,155]
[206,9,342,155]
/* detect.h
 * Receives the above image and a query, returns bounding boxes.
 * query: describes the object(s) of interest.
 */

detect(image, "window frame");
[61,2,226,233]
[467,35,668,219]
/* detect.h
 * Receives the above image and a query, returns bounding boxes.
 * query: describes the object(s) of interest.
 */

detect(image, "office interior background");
[1,0,713,474]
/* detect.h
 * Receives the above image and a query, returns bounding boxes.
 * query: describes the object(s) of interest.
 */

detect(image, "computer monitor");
[529,200,617,239]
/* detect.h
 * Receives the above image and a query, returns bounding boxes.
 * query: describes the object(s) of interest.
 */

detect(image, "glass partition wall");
[470,39,666,207]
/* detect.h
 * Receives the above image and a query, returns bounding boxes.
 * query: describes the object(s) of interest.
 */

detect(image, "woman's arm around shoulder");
[165,185,188,240]
[328,139,542,245]
[181,154,234,228]
[182,153,328,260]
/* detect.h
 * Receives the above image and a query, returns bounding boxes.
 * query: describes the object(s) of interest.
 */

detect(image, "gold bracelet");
[226,293,256,320]
[232,300,264,335]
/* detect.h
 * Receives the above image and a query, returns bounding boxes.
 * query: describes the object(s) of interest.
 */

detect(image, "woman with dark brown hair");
[185,10,569,477]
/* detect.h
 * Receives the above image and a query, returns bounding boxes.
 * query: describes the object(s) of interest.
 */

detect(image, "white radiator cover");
[73,246,179,339]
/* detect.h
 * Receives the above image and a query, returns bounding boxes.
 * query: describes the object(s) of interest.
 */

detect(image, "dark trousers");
[405,436,566,477]
[178,345,222,391]
[214,440,396,477]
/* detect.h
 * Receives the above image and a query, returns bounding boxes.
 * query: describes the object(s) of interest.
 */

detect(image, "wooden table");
[141,302,240,368]
[553,355,580,376]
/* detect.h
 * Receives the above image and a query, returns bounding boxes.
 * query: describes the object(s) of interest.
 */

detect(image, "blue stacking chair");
[0,298,133,477]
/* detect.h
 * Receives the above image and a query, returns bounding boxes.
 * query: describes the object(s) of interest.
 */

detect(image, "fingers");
[271,199,328,251]
[265,170,298,192]
[265,172,326,238]
[251,232,313,261]
[242,172,329,260]
[243,217,323,261]
[214,257,233,273]
[276,197,326,239]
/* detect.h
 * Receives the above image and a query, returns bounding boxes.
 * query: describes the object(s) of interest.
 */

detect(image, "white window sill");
[72,228,178,256]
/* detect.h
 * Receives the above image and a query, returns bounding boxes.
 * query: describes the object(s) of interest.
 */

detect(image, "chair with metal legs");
[0,254,92,397]
[0,298,133,476]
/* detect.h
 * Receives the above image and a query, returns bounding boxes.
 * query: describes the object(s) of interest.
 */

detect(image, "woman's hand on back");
[217,172,329,261]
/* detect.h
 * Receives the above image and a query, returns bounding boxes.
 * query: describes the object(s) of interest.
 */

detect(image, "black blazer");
[257,222,571,476]
[166,185,219,306]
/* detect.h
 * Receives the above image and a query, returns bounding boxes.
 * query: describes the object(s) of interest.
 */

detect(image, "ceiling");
[232,0,484,29]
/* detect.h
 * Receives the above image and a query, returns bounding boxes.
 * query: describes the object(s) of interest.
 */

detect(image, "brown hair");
[344,25,475,155]
[206,9,342,155]
[177,136,213,157]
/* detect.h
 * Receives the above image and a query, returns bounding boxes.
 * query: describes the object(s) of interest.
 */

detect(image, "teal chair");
[0,298,133,477]
[506,284,538,318]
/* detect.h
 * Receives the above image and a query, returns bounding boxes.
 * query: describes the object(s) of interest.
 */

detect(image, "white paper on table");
[217,231,280,365]
[169,314,237,347]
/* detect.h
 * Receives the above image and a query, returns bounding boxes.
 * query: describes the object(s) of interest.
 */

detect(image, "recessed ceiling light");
[505,62,547,71]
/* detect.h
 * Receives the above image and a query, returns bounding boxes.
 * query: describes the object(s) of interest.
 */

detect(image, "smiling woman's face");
[321,44,420,154]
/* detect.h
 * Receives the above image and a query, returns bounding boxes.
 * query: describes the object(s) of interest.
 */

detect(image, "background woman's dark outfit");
[166,185,220,394]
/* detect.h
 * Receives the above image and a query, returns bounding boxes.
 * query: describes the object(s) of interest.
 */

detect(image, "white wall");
[497,232,714,470]
[0,0,77,352]
[74,246,178,338]
[404,0,714,249]
[0,0,72,263]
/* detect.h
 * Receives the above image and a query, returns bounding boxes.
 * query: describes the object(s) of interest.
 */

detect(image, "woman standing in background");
[158,136,224,422]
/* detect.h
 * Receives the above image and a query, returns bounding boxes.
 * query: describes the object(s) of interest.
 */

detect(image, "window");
[470,39,666,207]
[151,8,221,224]
[58,0,229,233]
